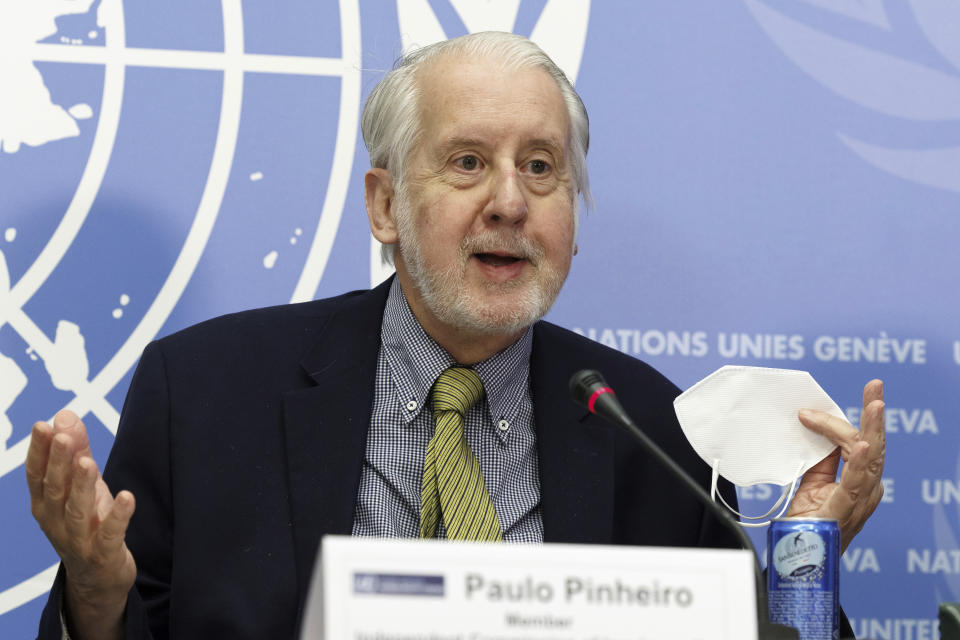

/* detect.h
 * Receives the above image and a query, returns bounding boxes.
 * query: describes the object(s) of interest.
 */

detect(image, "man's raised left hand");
[786,379,886,553]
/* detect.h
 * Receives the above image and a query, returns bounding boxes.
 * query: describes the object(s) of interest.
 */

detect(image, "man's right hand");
[26,410,136,640]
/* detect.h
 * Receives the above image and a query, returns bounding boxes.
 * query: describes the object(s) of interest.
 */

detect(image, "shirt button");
[497,419,510,432]
[406,400,418,411]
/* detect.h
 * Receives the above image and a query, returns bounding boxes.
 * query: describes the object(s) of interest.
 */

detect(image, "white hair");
[361,31,592,265]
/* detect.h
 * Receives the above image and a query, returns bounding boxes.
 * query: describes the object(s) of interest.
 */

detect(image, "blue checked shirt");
[351,278,544,542]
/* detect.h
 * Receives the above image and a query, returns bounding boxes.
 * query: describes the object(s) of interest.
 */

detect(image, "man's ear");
[365,168,398,245]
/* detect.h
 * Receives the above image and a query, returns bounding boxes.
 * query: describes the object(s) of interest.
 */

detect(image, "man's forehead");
[417,53,559,99]
[416,54,571,147]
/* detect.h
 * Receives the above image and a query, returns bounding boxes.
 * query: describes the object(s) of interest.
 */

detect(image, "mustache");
[460,232,545,262]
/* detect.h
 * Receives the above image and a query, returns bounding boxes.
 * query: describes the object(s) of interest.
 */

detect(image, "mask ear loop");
[710,460,805,528]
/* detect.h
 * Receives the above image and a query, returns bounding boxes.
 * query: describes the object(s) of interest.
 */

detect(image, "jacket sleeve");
[36,341,173,640]
[37,564,155,640]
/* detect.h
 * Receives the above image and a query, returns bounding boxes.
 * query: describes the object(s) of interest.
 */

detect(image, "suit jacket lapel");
[531,323,616,544]
[283,280,392,605]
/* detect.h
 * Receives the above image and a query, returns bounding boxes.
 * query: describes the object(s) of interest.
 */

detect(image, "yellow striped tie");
[419,367,503,541]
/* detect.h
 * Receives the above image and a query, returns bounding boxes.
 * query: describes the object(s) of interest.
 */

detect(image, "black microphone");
[569,369,798,640]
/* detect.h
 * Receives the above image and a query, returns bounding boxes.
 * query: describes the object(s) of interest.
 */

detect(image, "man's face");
[393,55,577,340]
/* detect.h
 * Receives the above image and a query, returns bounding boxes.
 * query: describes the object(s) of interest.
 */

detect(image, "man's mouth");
[474,252,524,267]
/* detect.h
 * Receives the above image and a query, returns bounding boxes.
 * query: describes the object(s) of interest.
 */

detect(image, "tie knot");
[432,367,485,416]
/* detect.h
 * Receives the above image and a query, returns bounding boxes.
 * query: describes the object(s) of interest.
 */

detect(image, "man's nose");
[484,168,527,224]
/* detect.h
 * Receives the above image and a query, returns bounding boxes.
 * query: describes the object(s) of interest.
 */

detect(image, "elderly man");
[28,32,885,639]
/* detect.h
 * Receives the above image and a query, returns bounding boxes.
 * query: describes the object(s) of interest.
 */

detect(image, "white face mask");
[673,366,846,527]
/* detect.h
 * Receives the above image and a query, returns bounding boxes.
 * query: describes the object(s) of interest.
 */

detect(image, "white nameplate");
[301,536,758,640]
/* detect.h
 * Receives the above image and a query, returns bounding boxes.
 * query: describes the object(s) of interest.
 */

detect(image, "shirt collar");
[380,278,532,427]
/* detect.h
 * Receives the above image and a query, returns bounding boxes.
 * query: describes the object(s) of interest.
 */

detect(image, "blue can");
[767,517,840,640]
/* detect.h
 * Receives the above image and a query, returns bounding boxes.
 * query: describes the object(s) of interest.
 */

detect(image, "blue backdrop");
[1,1,957,637]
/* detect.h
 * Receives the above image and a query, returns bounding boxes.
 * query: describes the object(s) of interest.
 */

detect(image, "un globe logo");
[0,0,362,622]
[746,0,960,195]
[0,0,590,630]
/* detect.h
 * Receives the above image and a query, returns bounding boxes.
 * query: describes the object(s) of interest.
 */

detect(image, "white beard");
[393,188,568,336]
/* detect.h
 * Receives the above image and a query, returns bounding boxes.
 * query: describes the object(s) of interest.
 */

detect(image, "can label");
[772,529,827,581]
[768,519,840,640]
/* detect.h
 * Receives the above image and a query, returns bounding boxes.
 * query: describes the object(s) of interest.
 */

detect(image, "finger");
[52,410,93,461]
[866,475,885,509]
[863,379,883,408]
[26,421,54,502]
[861,379,885,446]
[93,491,135,559]
[823,440,871,519]
[859,398,886,456]
[797,448,841,488]
[41,433,77,514]
[798,409,860,457]
[93,477,114,522]
[64,457,99,541]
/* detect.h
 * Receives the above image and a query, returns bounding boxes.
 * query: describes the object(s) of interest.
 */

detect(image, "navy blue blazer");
[39,278,742,639]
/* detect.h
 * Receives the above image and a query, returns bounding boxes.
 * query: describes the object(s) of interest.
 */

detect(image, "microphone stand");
[569,370,798,640]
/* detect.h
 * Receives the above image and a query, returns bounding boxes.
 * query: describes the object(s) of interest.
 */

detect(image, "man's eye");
[528,159,549,175]
[455,155,480,171]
